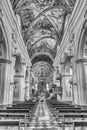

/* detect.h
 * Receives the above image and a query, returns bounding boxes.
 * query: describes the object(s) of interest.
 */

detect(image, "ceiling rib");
[27,5,71,32]
[27,36,56,48]
[22,6,63,40]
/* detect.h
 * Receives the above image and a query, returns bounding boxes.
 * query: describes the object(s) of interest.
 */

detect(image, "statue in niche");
[13,80,19,98]
[15,56,21,73]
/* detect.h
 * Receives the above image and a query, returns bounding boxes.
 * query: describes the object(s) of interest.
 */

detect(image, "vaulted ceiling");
[10,0,77,78]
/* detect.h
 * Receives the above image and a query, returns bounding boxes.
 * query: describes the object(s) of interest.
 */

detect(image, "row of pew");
[0,100,38,130]
[47,99,87,130]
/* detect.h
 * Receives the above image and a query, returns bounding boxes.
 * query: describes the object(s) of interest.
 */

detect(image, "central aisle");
[29,100,61,130]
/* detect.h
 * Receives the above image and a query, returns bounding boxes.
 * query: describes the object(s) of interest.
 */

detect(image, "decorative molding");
[14,75,24,78]
[0,58,11,64]
[75,58,87,63]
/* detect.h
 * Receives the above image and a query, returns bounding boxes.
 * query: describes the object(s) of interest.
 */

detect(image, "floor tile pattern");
[29,101,62,130]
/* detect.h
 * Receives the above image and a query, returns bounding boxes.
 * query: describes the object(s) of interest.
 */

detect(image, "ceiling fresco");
[10,0,76,51]
[10,0,77,77]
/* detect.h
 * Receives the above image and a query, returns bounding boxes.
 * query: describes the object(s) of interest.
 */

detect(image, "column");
[19,58,26,102]
[0,58,11,106]
[76,59,87,105]
[8,53,16,106]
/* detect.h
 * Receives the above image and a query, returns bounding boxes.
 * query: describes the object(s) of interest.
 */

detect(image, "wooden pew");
[73,120,87,130]
[63,120,87,130]
[49,104,71,107]
[57,113,87,125]
[0,109,30,113]
[7,106,34,110]
[12,104,35,107]
[47,102,75,108]
[0,120,26,130]
[56,107,81,110]
[48,104,72,107]
[7,107,35,113]
[12,100,37,108]
[47,101,71,105]
[0,113,26,117]
[0,113,27,120]
[6,108,34,119]
[50,105,80,109]
[0,109,31,120]
[11,103,37,110]
[0,113,28,128]
[4,109,35,122]
[16,102,36,105]
[58,109,87,113]
[50,107,81,118]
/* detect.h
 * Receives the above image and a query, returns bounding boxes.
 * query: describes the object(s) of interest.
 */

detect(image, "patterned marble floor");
[29,100,62,130]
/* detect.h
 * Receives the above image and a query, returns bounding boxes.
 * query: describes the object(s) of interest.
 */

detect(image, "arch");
[31,54,53,65]
[28,36,56,48]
